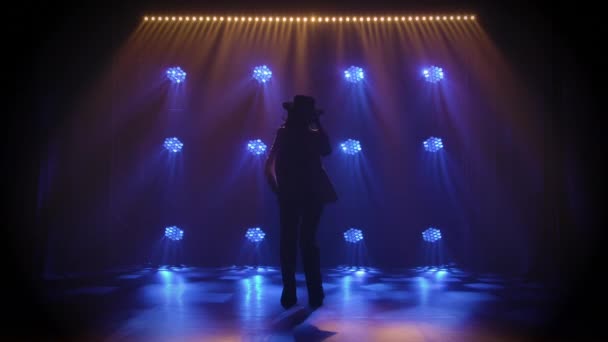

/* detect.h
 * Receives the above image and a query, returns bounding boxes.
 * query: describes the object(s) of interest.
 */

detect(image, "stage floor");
[35,266,563,341]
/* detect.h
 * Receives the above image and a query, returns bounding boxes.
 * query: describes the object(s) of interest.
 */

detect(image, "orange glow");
[141,13,481,24]
[144,14,478,21]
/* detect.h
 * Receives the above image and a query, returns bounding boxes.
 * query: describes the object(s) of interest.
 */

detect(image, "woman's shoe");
[308,287,325,309]
[308,295,324,309]
[281,286,297,309]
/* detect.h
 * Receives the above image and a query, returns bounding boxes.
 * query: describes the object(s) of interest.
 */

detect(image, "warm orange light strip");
[143,14,476,22]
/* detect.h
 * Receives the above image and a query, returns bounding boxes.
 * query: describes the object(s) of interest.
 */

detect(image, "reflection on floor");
[38,265,562,341]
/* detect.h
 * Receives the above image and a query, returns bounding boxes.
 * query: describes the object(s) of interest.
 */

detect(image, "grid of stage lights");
[344,228,364,243]
[252,65,272,83]
[247,139,267,155]
[163,137,184,152]
[344,66,365,83]
[144,15,476,23]
[166,66,187,83]
[148,15,463,254]
[245,227,266,242]
[423,137,443,152]
[422,227,442,243]
[423,66,444,83]
[340,139,362,155]
[165,226,184,241]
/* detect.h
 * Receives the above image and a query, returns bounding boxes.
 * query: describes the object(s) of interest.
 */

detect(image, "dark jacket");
[265,126,337,203]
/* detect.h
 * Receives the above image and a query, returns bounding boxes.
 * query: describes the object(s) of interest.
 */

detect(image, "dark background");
[8,0,602,337]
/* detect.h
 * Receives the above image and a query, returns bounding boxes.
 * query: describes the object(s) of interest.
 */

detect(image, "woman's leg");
[300,201,325,308]
[279,198,300,308]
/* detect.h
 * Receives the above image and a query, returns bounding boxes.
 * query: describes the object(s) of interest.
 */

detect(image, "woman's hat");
[282,95,323,115]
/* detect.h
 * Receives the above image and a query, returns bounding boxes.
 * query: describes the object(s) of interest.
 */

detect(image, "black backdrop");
[36,11,543,273]
[8,0,602,335]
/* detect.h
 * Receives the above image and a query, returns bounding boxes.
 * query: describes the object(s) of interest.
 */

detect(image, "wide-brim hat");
[282,95,323,114]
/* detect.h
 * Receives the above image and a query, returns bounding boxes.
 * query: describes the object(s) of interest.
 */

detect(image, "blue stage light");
[166,66,187,83]
[344,66,365,83]
[344,228,364,243]
[245,227,266,242]
[422,227,442,243]
[340,139,362,155]
[165,226,184,241]
[253,65,272,83]
[423,137,443,152]
[422,66,444,83]
[247,139,267,155]
[163,137,184,152]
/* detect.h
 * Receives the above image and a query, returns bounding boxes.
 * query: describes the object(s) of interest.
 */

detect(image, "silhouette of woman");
[265,95,337,309]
